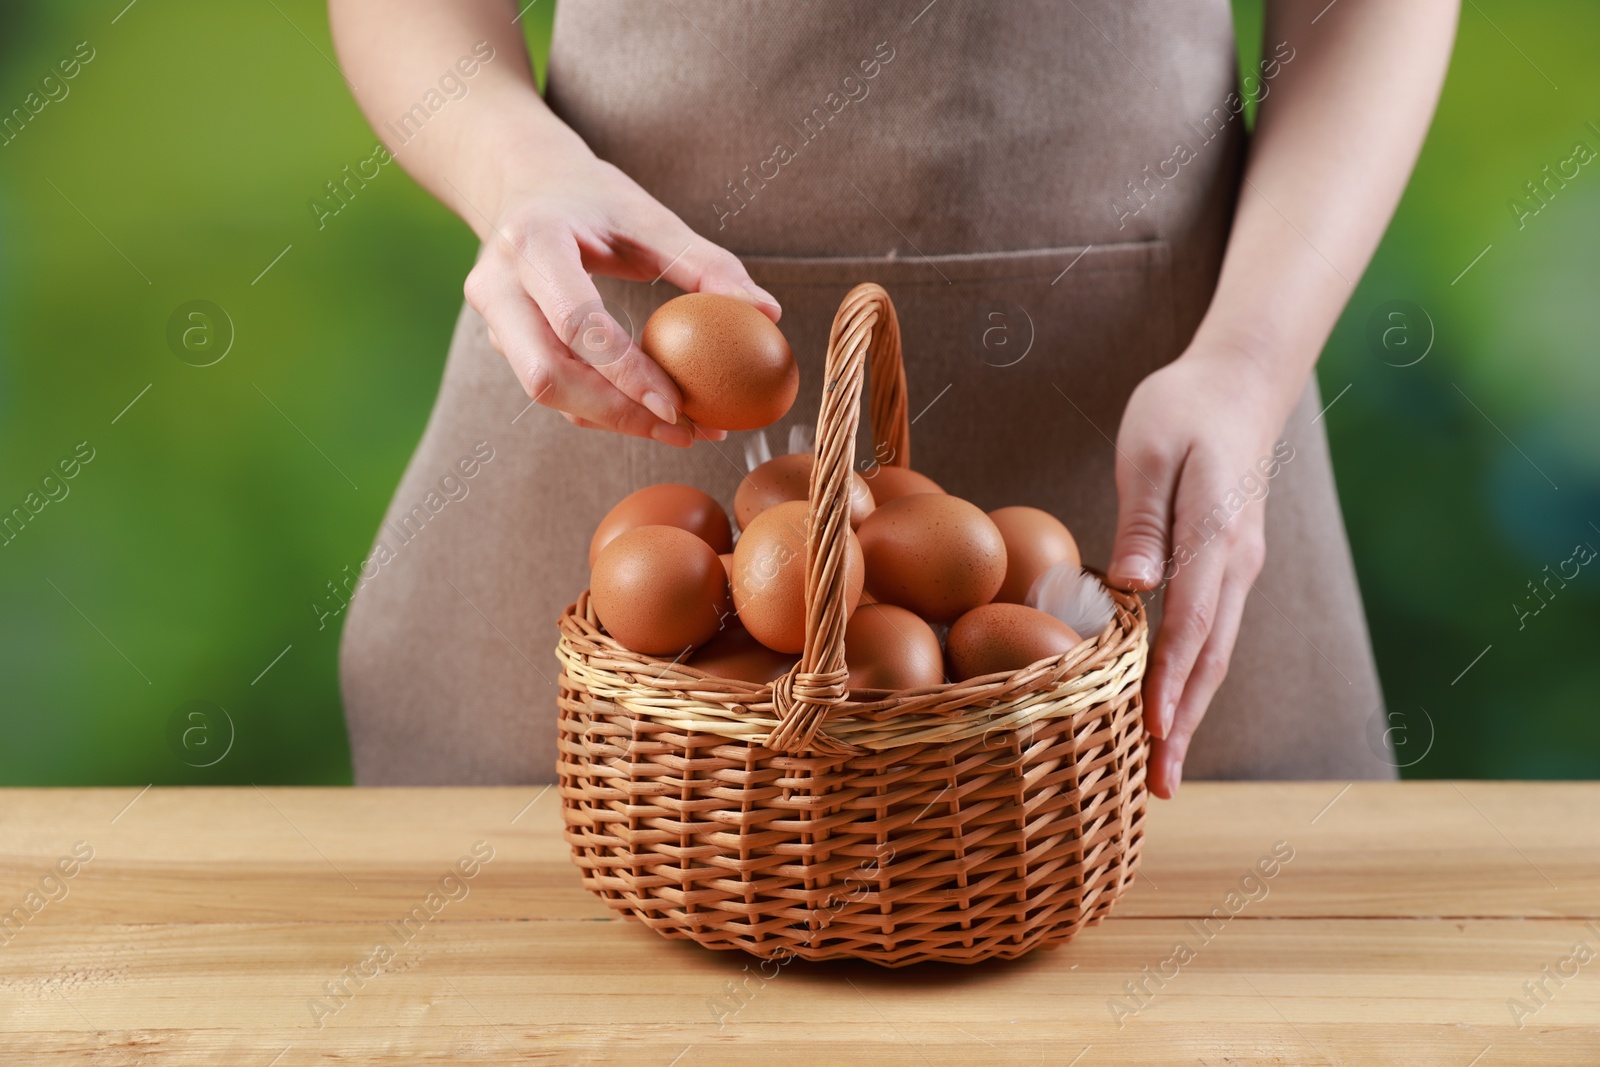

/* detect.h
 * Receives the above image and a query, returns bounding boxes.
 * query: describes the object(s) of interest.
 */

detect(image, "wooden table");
[1,784,1595,1064]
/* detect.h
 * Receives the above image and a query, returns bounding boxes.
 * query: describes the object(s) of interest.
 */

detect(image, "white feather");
[1026,562,1116,638]
[787,423,815,455]
[743,430,772,472]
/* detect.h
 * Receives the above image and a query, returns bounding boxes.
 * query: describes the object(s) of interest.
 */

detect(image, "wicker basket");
[556,283,1149,967]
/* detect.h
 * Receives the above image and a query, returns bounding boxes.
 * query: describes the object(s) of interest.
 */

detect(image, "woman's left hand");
[1106,346,1292,798]
[1094,0,1458,798]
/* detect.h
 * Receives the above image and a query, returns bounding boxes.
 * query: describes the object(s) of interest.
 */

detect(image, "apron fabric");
[339,0,1396,784]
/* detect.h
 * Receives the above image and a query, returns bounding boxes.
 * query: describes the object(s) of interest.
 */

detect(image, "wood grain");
[1,783,1596,1064]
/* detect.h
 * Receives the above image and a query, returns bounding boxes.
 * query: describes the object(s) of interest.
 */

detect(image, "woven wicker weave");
[556,283,1149,967]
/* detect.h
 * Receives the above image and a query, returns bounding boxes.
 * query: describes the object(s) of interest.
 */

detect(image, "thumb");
[1107,450,1176,591]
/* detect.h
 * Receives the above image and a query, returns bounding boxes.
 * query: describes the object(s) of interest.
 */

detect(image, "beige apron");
[340,0,1396,784]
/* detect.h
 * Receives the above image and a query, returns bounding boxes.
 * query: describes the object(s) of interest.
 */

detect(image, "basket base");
[620,895,1120,968]
[559,711,1148,967]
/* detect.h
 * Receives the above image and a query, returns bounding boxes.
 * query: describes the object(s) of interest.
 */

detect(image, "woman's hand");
[328,0,781,447]
[1096,0,1456,796]
[464,144,781,447]
[1107,347,1287,798]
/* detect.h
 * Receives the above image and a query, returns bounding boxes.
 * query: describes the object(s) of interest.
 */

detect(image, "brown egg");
[856,494,1007,623]
[731,500,864,653]
[589,483,732,567]
[688,623,799,685]
[844,603,945,691]
[641,293,798,432]
[988,506,1082,604]
[734,452,876,531]
[860,464,944,507]
[946,603,1083,681]
[591,525,731,656]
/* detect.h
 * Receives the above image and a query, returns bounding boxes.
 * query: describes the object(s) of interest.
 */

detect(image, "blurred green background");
[1,2,1594,785]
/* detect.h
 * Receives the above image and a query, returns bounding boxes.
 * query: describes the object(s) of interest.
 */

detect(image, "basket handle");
[767,283,908,755]
[865,291,912,472]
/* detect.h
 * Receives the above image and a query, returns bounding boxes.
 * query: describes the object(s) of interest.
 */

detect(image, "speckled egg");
[844,603,945,691]
[641,293,797,431]
[688,622,799,685]
[731,500,864,654]
[860,464,944,507]
[945,602,1082,681]
[589,483,731,567]
[988,506,1081,604]
[856,493,1006,623]
[590,525,731,656]
[734,452,876,530]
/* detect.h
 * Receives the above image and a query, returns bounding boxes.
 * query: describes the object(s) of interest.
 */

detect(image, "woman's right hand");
[461,144,782,448]
[327,0,778,445]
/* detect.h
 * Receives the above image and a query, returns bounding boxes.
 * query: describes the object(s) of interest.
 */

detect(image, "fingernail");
[1112,556,1156,587]
[744,283,781,318]
[1159,700,1175,739]
[1167,755,1183,795]
[642,391,676,425]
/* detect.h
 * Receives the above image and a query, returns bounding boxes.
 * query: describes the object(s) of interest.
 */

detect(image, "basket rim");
[556,580,1147,751]
[560,579,1145,708]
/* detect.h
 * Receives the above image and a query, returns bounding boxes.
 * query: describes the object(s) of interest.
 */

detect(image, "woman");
[330,0,1457,794]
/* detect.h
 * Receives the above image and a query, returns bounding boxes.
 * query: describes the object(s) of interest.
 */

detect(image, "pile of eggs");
[579,291,1107,691]
[587,463,1096,690]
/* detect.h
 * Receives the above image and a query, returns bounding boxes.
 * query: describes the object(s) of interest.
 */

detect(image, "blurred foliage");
[1236,0,1600,779]
[0,1,1593,784]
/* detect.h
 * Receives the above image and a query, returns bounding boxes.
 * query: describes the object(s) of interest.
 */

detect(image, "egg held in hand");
[732,499,864,654]
[590,525,732,656]
[988,505,1081,604]
[734,452,876,530]
[856,493,1007,623]
[844,603,944,691]
[589,483,732,566]
[945,602,1082,681]
[641,293,798,432]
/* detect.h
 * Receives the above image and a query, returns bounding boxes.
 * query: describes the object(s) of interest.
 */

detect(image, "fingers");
[563,410,726,442]
[633,212,782,322]
[465,261,694,447]
[1147,559,1253,799]
[1142,451,1240,741]
[1176,516,1262,736]
[1144,496,1228,744]
[500,228,689,428]
[1107,443,1178,591]
[1147,734,1185,800]
[470,196,778,448]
